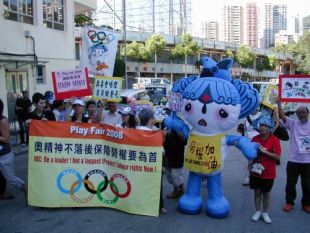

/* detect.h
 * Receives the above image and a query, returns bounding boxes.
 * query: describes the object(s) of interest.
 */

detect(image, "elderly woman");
[250,116,281,224]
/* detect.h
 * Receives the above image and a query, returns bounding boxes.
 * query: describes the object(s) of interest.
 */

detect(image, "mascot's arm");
[163,111,190,140]
[226,135,258,160]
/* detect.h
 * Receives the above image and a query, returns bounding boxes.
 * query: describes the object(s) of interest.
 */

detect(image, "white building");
[0,0,97,120]
[275,30,300,45]
[222,5,243,45]
[201,21,219,40]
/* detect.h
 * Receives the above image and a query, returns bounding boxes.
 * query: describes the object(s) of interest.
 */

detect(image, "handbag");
[273,122,289,141]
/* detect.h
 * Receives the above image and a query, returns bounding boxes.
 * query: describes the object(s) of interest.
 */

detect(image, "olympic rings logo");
[57,169,131,204]
[87,30,115,44]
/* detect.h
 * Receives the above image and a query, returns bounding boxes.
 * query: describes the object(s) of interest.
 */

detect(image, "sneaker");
[262,212,272,224]
[251,211,261,222]
[166,190,180,199]
[302,206,310,214]
[283,203,293,212]
[21,143,26,147]
[242,177,250,186]
[160,208,167,214]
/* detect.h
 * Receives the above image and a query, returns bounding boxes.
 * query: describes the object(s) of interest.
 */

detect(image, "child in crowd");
[250,116,281,224]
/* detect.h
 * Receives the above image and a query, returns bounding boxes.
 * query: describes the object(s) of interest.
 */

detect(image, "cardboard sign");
[93,76,123,102]
[262,84,278,109]
[52,68,91,100]
[167,91,183,112]
[279,75,310,102]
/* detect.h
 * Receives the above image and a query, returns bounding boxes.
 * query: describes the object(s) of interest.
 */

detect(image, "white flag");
[80,26,119,77]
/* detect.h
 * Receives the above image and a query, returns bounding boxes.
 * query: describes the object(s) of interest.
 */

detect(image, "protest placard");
[167,91,183,112]
[80,26,119,77]
[279,75,310,102]
[52,68,91,100]
[28,121,163,217]
[93,76,123,101]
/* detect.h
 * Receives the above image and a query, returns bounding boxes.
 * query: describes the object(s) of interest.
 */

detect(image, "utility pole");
[122,0,128,89]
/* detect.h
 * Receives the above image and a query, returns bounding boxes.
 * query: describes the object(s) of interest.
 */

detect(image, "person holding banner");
[70,99,91,123]
[100,102,122,126]
[137,108,166,214]
[277,98,310,214]
[85,100,100,123]
[25,93,56,129]
[0,99,27,202]
[117,107,137,128]
[52,100,66,122]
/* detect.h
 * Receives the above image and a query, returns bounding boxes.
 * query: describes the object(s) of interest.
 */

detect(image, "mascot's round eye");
[185,103,192,112]
[219,109,228,118]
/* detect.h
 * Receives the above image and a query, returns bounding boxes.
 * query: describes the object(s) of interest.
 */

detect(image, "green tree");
[113,57,125,77]
[298,32,310,73]
[226,50,235,60]
[235,46,255,68]
[171,34,201,76]
[145,34,166,78]
[74,13,93,26]
[267,55,277,70]
[121,41,151,77]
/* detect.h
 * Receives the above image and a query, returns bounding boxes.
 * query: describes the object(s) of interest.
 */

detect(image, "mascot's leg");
[205,172,230,218]
[178,172,203,214]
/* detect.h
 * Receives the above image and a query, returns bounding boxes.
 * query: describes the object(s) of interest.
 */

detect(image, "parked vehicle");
[120,89,150,104]
[145,84,171,105]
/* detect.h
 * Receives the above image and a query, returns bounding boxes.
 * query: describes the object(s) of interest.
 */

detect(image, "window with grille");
[43,0,64,31]
[3,0,33,24]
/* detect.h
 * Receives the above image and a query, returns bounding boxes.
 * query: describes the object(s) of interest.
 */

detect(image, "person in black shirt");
[15,90,32,146]
[25,93,55,142]
[162,111,187,199]
[70,99,91,123]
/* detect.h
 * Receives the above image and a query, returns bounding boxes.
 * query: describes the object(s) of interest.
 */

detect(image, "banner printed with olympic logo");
[28,120,163,217]
[57,169,131,205]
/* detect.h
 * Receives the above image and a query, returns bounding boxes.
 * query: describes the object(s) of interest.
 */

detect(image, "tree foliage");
[74,13,93,26]
[145,34,166,58]
[226,50,235,60]
[171,34,201,59]
[121,41,150,62]
[113,57,125,77]
[171,34,201,76]
[235,46,255,68]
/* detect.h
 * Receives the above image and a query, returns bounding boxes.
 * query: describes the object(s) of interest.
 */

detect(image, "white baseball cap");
[118,106,135,116]
[73,99,85,106]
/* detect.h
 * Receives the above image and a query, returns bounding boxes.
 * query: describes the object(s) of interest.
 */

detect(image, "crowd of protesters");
[0,89,309,220]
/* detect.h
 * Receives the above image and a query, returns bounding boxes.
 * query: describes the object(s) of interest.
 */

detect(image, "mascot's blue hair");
[171,56,260,119]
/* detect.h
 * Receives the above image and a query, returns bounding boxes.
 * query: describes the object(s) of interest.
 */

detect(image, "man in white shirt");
[100,101,122,126]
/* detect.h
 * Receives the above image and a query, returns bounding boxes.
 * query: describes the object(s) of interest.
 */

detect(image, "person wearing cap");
[25,93,56,138]
[137,108,166,214]
[277,98,310,214]
[116,106,137,128]
[15,90,32,147]
[70,99,91,123]
[100,101,122,127]
[249,115,281,224]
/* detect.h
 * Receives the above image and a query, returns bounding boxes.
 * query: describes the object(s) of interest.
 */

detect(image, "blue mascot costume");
[163,56,260,218]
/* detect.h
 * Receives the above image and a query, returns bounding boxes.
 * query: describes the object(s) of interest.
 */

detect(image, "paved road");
[1,139,309,233]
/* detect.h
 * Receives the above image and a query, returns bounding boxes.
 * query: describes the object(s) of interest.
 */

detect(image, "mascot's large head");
[172,56,260,135]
